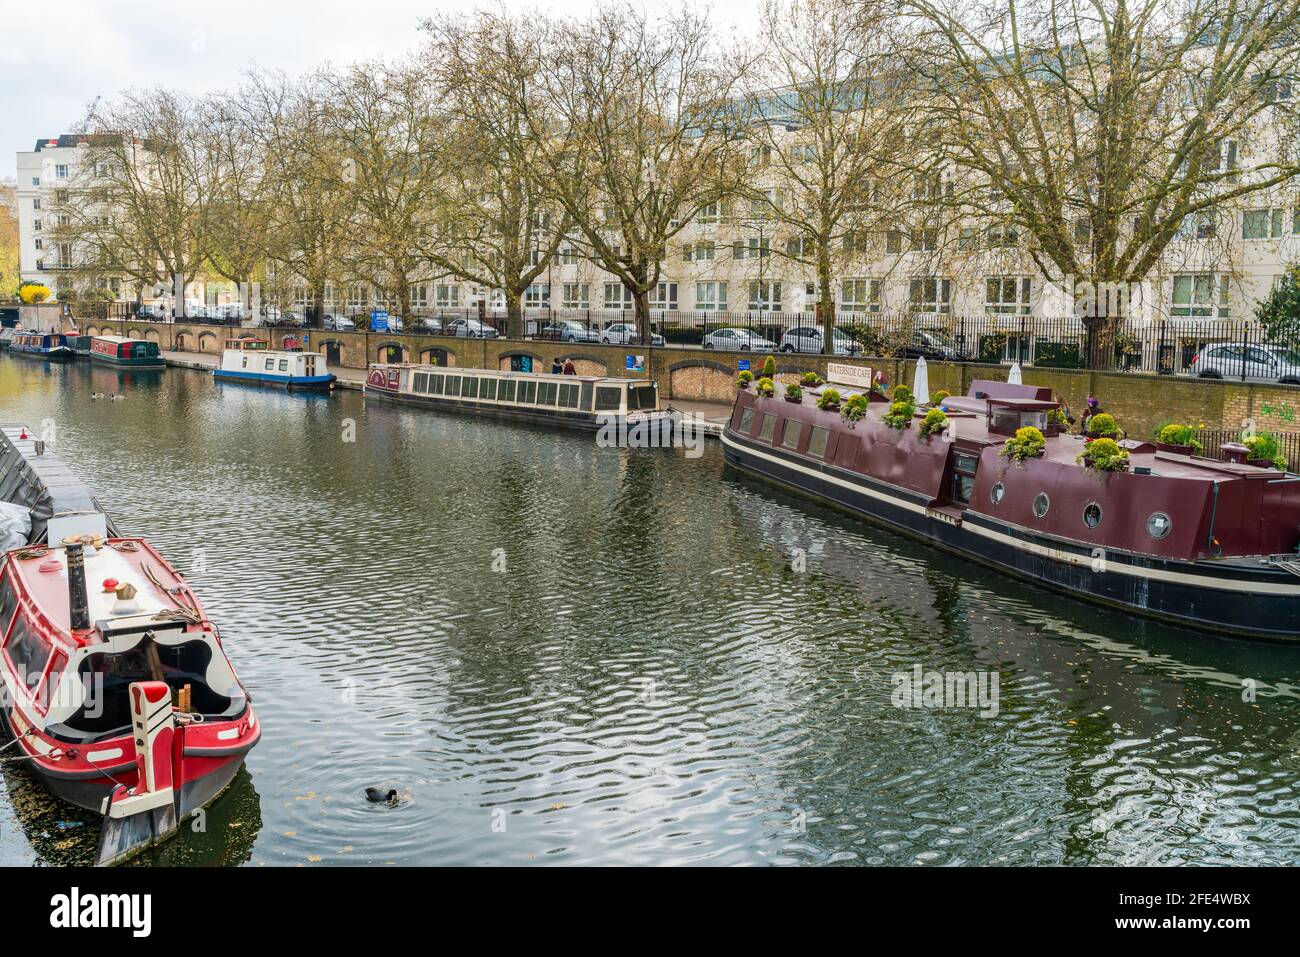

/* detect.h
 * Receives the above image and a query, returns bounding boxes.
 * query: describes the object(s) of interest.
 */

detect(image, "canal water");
[0,354,1299,866]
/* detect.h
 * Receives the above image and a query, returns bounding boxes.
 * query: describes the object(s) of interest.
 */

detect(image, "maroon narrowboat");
[722,374,1300,640]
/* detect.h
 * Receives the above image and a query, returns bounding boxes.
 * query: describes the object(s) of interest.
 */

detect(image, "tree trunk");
[818,250,836,355]
[505,291,524,339]
[633,289,651,346]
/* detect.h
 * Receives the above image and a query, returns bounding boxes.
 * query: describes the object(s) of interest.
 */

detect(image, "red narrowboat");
[722,372,1300,640]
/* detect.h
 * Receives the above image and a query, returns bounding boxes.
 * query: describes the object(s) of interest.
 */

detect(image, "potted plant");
[841,392,869,423]
[918,407,949,439]
[800,371,824,387]
[784,382,804,403]
[736,369,754,389]
[1242,433,1287,470]
[931,389,951,406]
[1154,422,1204,455]
[761,355,777,378]
[1078,437,1130,472]
[892,384,914,404]
[1001,426,1046,462]
[882,399,915,430]
[1083,412,1121,440]
[817,387,842,412]
[755,376,776,398]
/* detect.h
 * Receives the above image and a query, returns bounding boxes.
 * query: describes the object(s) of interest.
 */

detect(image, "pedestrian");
[563,358,577,375]
[551,357,563,375]
[1081,396,1102,432]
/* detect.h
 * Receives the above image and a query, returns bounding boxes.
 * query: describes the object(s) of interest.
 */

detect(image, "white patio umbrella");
[913,356,930,405]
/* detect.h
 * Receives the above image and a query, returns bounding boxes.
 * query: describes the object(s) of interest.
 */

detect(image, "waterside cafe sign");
[825,362,873,390]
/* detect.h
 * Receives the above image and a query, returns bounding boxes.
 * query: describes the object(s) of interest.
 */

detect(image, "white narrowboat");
[364,363,678,432]
[212,339,334,391]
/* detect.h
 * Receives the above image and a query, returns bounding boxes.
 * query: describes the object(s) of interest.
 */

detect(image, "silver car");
[702,327,777,352]
[779,325,863,355]
[1191,343,1300,383]
[600,322,665,346]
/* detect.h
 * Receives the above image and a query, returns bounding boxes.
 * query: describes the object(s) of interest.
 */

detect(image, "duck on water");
[721,362,1300,640]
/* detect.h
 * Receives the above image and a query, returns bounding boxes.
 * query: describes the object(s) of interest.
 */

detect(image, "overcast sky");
[0,0,751,179]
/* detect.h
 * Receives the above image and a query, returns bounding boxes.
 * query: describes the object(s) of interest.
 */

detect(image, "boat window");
[951,451,979,505]
[628,385,658,411]
[414,372,429,394]
[1147,512,1172,539]
[431,374,444,395]
[807,426,829,458]
[540,382,558,406]
[1083,502,1102,529]
[0,571,17,639]
[782,420,802,450]
[990,482,1005,505]
[241,356,249,369]
[520,381,537,404]
[462,377,478,398]
[595,387,622,412]
[264,358,275,370]
[758,414,777,443]
[482,378,498,400]
[501,380,516,402]
[559,383,580,408]
[445,375,460,397]
[738,408,755,434]
[1033,492,1050,518]
[5,614,49,693]
[279,359,289,372]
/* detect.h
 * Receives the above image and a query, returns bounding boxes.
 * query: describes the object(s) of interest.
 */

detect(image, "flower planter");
[1155,442,1194,455]
[867,391,890,404]
[784,395,803,404]
[1246,457,1275,469]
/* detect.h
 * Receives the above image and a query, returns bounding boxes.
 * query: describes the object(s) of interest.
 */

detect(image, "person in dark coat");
[563,358,577,375]
[551,357,563,375]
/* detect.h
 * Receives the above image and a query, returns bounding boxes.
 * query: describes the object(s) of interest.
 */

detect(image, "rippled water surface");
[1,354,1299,866]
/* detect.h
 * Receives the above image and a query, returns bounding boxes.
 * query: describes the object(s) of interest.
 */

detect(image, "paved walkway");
[162,350,733,435]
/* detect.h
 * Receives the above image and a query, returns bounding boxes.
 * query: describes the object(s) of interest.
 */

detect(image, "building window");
[346,285,367,308]
[33,220,41,231]
[747,281,781,311]
[55,165,68,179]
[695,281,727,311]
[31,198,40,211]
[1243,208,1285,239]
[697,202,720,224]
[985,277,1032,315]
[33,239,41,251]
[885,229,903,255]
[434,285,458,309]
[558,246,578,266]
[562,283,590,309]
[603,283,632,310]
[986,223,1019,247]
[732,237,770,260]
[841,278,882,313]
[30,177,39,187]
[908,277,952,314]
[650,282,678,311]
[409,284,428,308]
[1170,274,1229,318]
[524,284,549,308]
[55,189,68,203]
[957,227,977,250]
[683,241,715,263]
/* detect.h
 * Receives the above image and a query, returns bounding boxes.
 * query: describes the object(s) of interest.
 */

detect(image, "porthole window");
[1033,492,1050,518]
[1146,512,1172,539]
[1082,502,1102,528]
[990,483,1005,505]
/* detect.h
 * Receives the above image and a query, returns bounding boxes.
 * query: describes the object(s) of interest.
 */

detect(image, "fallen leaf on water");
[549,803,568,810]
[307,854,322,863]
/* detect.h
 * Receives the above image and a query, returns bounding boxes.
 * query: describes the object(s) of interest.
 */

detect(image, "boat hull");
[365,383,678,433]
[12,346,75,362]
[89,354,165,370]
[213,369,334,390]
[722,427,1300,641]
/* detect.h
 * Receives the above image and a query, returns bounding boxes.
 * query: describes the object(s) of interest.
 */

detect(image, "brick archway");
[376,341,408,363]
[175,332,189,351]
[197,332,217,353]
[668,359,737,403]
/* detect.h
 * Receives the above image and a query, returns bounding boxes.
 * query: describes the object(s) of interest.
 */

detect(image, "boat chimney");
[64,540,91,633]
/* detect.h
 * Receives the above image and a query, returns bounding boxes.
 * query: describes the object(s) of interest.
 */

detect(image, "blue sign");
[626,354,645,372]
[370,309,389,332]
[737,359,751,371]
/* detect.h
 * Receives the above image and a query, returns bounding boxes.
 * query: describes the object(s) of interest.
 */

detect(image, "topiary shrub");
[801,371,824,387]
[1243,433,1287,470]
[736,369,754,388]
[1002,426,1046,462]
[761,355,777,378]
[931,389,951,405]
[919,407,949,438]
[883,399,915,430]
[785,382,803,403]
[892,384,913,404]
[817,387,842,411]
[1078,437,1130,472]
[755,376,775,398]
[1087,412,1119,437]
[841,392,869,422]
[1155,422,1203,453]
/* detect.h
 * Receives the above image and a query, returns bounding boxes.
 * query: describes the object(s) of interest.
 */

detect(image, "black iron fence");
[96,301,1300,380]
[1194,427,1300,467]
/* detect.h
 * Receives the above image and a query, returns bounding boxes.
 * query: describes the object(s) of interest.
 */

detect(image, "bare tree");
[419,10,572,339]
[903,0,1300,360]
[522,3,750,343]
[741,0,917,352]
[0,179,18,301]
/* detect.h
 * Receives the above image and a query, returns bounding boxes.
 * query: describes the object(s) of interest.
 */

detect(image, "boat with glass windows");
[89,335,165,369]
[69,334,93,359]
[364,363,677,432]
[10,332,74,361]
[213,338,334,390]
[722,370,1300,640]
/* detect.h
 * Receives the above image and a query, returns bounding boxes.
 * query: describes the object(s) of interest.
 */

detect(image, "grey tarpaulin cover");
[0,425,120,544]
[0,501,29,552]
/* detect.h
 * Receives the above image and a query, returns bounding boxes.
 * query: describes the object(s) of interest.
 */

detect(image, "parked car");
[601,322,665,346]
[896,329,966,361]
[137,304,163,320]
[779,326,863,355]
[444,318,499,339]
[324,314,355,332]
[417,317,444,334]
[702,327,778,352]
[279,311,306,327]
[380,315,405,332]
[1191,343,1300,383]
[538,320,600,343]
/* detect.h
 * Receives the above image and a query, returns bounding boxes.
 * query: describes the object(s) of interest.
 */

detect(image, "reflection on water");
[0,354,1298,865]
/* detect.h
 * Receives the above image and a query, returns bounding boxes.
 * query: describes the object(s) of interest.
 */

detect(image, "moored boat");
[69,334,93,359]
[0,425,258,863]
[364,362,678,433]
[213,338,334,390]
[722,370,1300,640]
[10,332,74,361]
[89,335,164,369]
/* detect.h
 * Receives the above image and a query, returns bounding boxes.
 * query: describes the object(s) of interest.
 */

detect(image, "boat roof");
[5,538,200,641]
[92,335,146,344]
[379,363,655,387]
